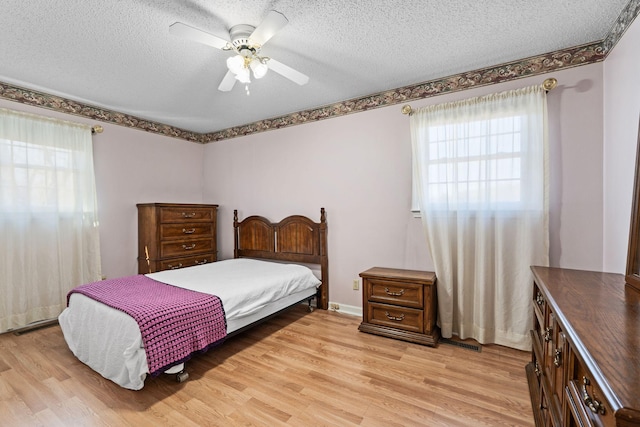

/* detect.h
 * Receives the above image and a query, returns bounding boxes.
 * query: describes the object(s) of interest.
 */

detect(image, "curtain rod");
[401,77,559,115]
[2,106,106,134]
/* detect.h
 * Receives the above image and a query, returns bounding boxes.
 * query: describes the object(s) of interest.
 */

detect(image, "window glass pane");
[12,143,27,164]
[415,113,527,210]
[0,138,81,212]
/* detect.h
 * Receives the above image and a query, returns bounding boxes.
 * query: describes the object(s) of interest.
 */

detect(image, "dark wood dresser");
[137,203,218,274]
[527,266,640,427]
[358,267,439,346]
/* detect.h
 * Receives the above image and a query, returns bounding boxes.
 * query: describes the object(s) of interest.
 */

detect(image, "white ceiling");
[0,0,631,134]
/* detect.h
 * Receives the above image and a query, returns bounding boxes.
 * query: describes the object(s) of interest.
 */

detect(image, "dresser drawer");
[533,283,546,329]
[160,223,213,240]
[160,207,216,223]
[160,238,214,258]
[367,302,424,333]
[159,253,216,271]
[567,359,614,427]
[367,278,423,309]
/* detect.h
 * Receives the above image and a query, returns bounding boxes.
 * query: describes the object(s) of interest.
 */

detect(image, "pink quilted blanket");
[67,275,227,376]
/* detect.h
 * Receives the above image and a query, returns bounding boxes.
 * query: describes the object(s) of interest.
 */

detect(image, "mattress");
[58,258,320,390]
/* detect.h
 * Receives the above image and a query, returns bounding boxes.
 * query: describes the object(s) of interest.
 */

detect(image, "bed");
[58,208,329,390]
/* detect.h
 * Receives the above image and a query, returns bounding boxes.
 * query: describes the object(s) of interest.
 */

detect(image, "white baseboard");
[327,302,362,317]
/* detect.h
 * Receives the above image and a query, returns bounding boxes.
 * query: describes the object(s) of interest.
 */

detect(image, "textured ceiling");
[0,0,632,134]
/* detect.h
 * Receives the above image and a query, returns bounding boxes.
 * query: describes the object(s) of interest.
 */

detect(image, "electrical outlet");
[329,303,340,311]
[353,279,360,290]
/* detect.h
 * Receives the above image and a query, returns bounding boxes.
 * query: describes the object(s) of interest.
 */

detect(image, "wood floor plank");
[0,305,534,426]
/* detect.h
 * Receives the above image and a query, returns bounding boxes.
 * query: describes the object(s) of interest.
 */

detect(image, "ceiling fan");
[169,10,309,94]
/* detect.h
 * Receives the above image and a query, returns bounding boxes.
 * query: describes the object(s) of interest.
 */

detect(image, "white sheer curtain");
[0,108,102,332]
[411,85,549,350]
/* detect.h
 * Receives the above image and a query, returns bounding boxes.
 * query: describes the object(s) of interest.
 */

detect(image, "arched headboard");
[233,208,328,309]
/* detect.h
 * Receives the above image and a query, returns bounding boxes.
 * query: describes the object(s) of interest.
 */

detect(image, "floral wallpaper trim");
[0,25,630,144]
[0,82,209,143]
[205,42,605,142]
[603,0,640,53]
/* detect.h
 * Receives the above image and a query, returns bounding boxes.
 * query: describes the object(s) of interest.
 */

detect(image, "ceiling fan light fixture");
[226,55,245,74]
[170,10,308,93]
[250,58,268,79]
[234,67,251,84]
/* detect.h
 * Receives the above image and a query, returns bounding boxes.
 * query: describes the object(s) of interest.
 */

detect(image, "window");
[0,108,102,332]
[413,113,532,212]
[0,139,84,212]
[409,85,549,350]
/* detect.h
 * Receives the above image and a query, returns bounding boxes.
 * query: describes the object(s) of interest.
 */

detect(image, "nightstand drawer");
[367,302,423,333]
[367,278,423,308]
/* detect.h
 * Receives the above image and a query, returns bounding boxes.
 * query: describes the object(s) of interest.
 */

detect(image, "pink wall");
[3,33,622,309]
[603,17,640,273]
[0,99,206,280]
[203,64,605,309]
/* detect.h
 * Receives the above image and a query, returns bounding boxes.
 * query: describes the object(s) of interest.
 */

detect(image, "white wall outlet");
[352,279,360,290]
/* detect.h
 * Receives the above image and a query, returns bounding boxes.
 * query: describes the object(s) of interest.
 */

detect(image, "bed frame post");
[318,207,329,310]
[233,209,239,259]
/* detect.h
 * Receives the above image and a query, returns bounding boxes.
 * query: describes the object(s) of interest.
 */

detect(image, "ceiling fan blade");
[250,10,288,46]
[218,70,237,91]
[169,22,229,50]
[268,59,309,86]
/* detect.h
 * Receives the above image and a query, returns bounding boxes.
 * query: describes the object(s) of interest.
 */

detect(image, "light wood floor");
[0,306,534,426]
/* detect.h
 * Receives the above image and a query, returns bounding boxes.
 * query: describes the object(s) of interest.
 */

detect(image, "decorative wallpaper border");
[205,41,606,142]
[603,0,640,53]
[0,82,208,143]
[0,1,637,144]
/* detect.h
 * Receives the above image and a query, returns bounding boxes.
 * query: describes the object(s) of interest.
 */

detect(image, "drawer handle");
[384,287,405,297]
[182,244,196,250]
[384,311,405,322]
[543,327,552,342]
[181,212,196,218]
[182,228,196,234]
[582,377,605,415]
[535,292,544,306]
[168,263,183,270]
[553,348,562,367]
[195,259,208,265]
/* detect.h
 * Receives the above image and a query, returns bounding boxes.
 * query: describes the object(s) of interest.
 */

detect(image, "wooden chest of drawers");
[137,203,218,274]
[358,267,439,346]
[527,267,640,427]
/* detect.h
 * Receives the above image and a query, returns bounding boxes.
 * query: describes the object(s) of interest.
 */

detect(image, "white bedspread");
[147,258,320,320]
[59,258,320,390]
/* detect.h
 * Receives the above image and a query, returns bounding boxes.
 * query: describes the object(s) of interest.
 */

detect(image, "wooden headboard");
[233,208,328,310]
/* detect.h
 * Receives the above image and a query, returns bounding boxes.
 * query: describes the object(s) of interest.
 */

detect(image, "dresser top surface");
[360,267,436,283]
[531,266,640,414]
[137,203,218,208]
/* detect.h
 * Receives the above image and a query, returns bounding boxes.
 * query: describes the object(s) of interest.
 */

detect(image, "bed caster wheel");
[176,371,189,383]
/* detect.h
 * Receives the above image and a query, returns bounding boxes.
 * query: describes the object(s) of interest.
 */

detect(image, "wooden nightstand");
[358,267,439,346]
